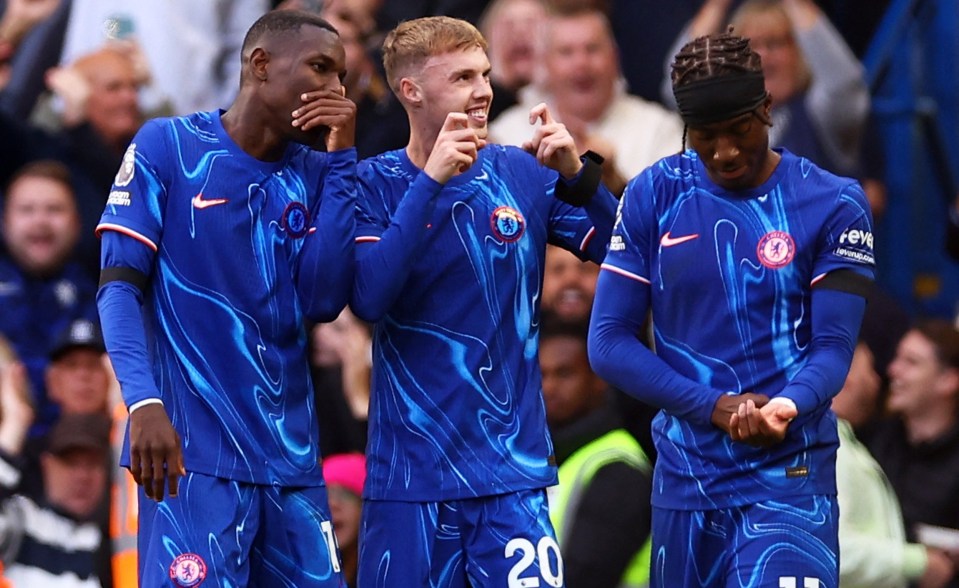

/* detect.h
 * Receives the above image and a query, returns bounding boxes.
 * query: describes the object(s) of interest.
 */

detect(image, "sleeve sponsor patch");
[833,228,875,265]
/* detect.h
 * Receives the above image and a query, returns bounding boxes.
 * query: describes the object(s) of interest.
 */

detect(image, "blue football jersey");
[602,149,875,510]
[98,111,351,485]
[355,145,614,501]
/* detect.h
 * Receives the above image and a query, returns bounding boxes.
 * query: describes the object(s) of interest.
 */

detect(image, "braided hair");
[671,29,762,89]
[671,30,768,147]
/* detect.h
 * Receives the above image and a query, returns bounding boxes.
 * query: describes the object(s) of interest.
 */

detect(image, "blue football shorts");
[137,471,345,588]
[358,488,564,588]
[650,494,839,588]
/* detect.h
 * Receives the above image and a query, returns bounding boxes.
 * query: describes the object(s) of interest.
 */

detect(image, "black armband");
[812,268,873,298]
[99,266,149,293]
[553,150,605,207]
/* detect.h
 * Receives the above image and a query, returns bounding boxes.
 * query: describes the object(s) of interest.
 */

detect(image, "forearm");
[97,281,160,408]
[776,287,865,414]
[588,271,724,425]
[351,173,442,322]
[297,148,357,323]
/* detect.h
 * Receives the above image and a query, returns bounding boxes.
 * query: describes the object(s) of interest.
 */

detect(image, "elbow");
[587,328,614,382]
[305,299,347,324]
[348,292,385,324]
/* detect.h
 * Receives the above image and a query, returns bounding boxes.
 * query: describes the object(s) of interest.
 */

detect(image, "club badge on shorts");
[169,553,207,587]
[490,206,526,242]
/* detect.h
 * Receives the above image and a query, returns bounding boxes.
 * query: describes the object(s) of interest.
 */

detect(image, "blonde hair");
[382,16,487,93]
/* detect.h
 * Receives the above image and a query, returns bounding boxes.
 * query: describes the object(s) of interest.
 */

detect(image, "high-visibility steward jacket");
[551,429,652,588]
[110,401,138,587]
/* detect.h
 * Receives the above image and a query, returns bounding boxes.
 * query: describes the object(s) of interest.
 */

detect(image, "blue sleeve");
[351,171,443,322]
[775,286,866,414]
[97,231,160,408]
[588,269,725,426]
[296,148,357,323]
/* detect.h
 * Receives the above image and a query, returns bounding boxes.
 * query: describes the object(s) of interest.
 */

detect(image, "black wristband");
[553,150,605,207]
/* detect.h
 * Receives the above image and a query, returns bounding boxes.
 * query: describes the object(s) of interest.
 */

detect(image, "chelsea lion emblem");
[490,206,526,242]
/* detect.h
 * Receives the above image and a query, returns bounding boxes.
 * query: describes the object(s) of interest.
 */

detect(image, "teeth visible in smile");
[467,109,487,120]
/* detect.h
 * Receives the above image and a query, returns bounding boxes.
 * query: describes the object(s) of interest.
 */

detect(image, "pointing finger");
[528,102,550,126]
[443,112,469,132]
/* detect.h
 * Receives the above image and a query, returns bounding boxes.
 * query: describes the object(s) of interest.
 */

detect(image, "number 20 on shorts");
[505,536,564,588]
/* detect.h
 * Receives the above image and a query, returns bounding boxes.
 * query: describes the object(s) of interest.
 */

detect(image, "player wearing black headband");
[589,31,876,588]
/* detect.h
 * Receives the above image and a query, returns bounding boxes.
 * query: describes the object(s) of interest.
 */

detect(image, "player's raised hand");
[423,112,484,184]
[522,103,583,179]
[292,87,357,151]
[129,403,185,501]
[728,398,797,447]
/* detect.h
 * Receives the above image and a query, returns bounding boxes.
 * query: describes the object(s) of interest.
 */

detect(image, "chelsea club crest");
[490,206,526,242]
[169,553,207,587]
[281,202,311,239]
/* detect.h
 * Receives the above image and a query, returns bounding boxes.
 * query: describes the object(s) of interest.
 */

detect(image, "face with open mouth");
[417,46,493,141]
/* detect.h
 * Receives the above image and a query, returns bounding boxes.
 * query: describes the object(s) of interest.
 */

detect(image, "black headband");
[673,71,768,126]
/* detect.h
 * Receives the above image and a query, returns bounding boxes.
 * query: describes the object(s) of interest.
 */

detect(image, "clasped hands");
[710,392,798,448]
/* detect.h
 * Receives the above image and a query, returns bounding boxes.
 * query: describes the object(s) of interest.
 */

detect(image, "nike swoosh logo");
[192,193,228,209]
[476,171,489,181]
[660,231,699,247]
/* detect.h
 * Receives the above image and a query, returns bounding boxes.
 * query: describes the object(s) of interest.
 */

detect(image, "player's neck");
[221,102,287,162]
[405,128,436,170]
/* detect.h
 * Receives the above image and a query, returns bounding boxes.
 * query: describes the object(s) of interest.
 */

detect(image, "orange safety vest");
[110,401,138,587]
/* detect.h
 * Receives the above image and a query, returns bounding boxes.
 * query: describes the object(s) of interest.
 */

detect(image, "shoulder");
[782,150,867,202]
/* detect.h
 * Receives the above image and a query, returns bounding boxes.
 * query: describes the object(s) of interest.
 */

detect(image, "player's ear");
[250,47,270,81]
[399,77,422,107]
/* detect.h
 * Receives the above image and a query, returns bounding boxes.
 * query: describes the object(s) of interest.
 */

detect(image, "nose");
[713,135,740,165]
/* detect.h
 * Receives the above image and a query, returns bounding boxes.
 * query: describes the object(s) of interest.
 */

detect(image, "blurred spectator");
[19,317,110,497]
[542,244,598,323]
[323,452,365,588]
[376,0,489,36]
[0,160,98,434]
[0,0,66,116]
[0,395,111,588]
[947,194,959,262]
[541,244,658,462]
[1,45,146,278]
[58,0,268,115]
[320,8,407,159]
[311,308,371,456]
[44,317,108,416]
[490,5,683,195]
[867,319,959,585]
[834,341,956,588]
[661,0,869,178]
[540,316,652,588]
[478,0,546,121]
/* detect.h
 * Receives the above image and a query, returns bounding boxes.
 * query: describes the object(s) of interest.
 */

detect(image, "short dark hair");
[3,160,74,214]
[913,319,959,371]
[539,313,590,347]
[241,9,338,56]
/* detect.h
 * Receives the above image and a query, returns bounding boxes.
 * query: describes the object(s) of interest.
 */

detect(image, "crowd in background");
[0,0,956,586]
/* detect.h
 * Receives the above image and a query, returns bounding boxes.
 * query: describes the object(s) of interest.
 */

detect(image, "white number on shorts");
[505,536,564,588]
[779,578,820,588]
[320,519,342,573]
